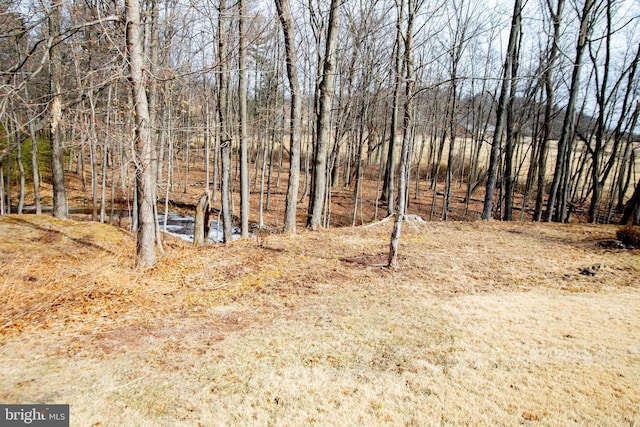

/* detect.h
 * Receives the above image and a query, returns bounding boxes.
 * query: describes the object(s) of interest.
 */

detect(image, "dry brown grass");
[0,214,639,426]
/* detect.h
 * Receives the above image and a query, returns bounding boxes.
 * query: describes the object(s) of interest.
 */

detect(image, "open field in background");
[12,144,636,235]
[0,214,639,425]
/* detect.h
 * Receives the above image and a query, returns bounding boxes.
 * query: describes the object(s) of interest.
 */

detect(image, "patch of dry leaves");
[0,214,639,426]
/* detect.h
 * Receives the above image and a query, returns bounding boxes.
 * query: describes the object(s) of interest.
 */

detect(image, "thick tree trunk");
[218,0,233,242]
[126,0,156,266]
[502,26,522,221]
[307,0,340,230]
[49,1,68,220]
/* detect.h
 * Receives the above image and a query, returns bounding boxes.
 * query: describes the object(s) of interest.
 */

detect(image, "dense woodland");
[1,0,639,266]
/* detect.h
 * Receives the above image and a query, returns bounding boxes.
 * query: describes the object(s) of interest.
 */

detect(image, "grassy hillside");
[0,215,639,425]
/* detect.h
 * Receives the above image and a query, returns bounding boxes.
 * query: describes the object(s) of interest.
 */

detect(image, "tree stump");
[194,192,210,247]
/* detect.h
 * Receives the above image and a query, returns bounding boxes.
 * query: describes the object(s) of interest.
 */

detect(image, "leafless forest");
[2,1,640,424]
[1,0,640,265]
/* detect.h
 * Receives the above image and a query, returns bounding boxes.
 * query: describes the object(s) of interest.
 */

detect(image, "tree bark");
[28,121,42,215]
[239,0,250,238]
[307,0,340,230]
[276,0,302,234]
[482,0,522,220]
[218,0,233,242]
[544,0,594,222]
[389,0,415,269]
[382,2,404,216]
[126,0,157,266]
[502,22,522,221]
[534,0,565,221]
[194,192,210,247]
[16,124,25,214]
[49,0,68,219]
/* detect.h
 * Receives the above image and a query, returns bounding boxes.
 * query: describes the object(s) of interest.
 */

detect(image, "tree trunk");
[16,127,25,214]
[49,0,68,220]
[307,0,340,230]
[620,175,640,225]
[276,0,302,234]
[126,0,156,266]
[502,24,522,221]
[28,121,42,215]
[382,3,404,216]
[616,105,639,211]
[534,0,565,221]
[389,0,415,269]
[544,0,594,222]
[218,0,233,242]
[482,0,522,220]
[239,0,250,238]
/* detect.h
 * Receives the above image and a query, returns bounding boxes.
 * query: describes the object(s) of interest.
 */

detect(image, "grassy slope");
[0,215,639,426]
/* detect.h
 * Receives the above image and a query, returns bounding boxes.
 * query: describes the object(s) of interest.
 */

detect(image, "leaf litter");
[0,214,639,425]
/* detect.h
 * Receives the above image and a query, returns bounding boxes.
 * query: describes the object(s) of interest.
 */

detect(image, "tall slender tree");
[218,0,233,242]
[239,0,249,238]
[482,0,522,220]
[389,0,419,268]
[381,0,404,216]
[534,0,565,221]
[544,0,596,222]
[276,0,303,234]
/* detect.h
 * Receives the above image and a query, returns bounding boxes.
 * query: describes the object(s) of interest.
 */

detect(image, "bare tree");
[307,0,340,231]
[275,0,302,234]
[585,2,640,223]
[126,0,157,266]
[482,0,522,220]
[389,0,420,268]
[381,0,404,217]
[48,0,68,219]
[239,0,250,238]
[531,0,566,221]
[543,0,596,222]
[218,0,233,242]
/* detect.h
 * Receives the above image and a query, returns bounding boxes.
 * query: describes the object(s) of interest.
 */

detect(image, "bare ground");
[0,213,639,426]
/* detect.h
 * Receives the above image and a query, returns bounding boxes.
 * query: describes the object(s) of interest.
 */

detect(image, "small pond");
[158,212,241,243]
